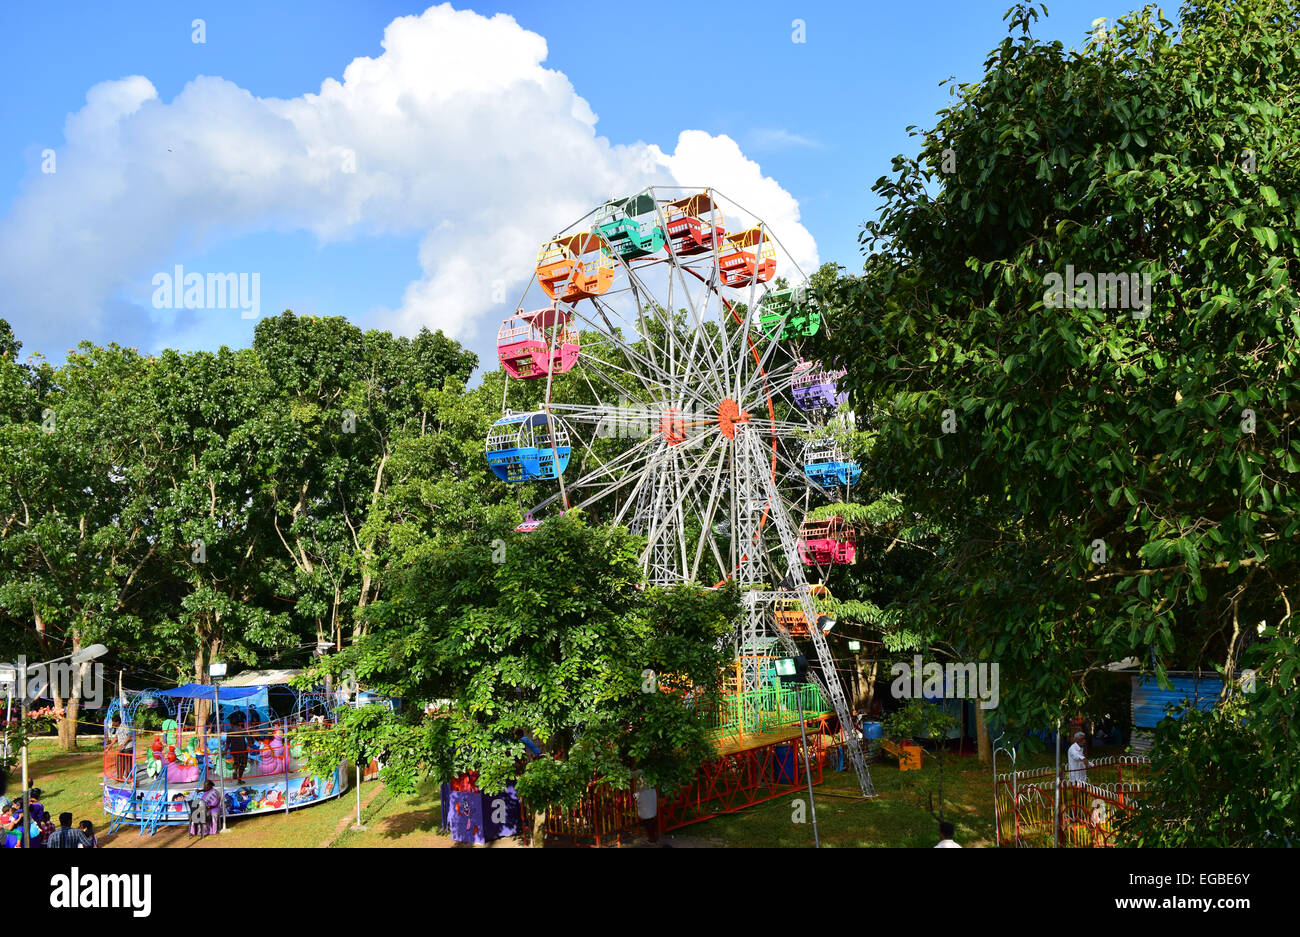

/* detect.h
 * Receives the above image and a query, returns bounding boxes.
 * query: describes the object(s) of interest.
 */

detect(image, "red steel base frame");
[659,733,824,832]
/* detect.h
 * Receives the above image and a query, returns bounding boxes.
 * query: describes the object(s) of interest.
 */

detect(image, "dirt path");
[319,780,387,847]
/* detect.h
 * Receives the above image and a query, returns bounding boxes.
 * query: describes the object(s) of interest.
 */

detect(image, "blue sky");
[0,0,1126,370]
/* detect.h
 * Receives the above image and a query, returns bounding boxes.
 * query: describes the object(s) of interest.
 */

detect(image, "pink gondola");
[797,516,856,565]
[497,306,579,380]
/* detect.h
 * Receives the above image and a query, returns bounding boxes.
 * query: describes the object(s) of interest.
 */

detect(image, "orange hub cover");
[717,398,749,439]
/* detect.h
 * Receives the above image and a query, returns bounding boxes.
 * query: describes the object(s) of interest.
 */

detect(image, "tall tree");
[814,0,1299,838]
[0,343,167,746]
[251,312,477,647]
[299,512,736,842]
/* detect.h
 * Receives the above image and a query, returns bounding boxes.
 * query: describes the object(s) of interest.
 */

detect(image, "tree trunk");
[57,693,81,751]
[353,453,389,640]
[858,659,878,712]
[530,808,547,848]
[55,631,82,751]
[975,702,991,766]
[192,641,211,732]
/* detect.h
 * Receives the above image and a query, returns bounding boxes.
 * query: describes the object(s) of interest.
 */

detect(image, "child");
[36,808,55,847]
[78,820,98,848]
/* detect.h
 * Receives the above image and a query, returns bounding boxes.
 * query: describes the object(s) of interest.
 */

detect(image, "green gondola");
[759,286,822,339]
[594,191,666,260]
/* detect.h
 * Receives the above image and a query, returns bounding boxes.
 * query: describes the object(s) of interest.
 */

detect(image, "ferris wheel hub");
[716,398,750,439]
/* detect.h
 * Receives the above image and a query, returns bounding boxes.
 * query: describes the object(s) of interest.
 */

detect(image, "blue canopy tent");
[152,684,272,721]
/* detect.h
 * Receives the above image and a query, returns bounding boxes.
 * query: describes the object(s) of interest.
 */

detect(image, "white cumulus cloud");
[0,3,818,356]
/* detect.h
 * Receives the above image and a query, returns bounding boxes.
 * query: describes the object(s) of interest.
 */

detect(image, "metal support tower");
[734,426,875,798]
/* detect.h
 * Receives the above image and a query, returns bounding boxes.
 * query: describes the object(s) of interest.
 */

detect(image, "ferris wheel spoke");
[572,355,656,408]
[740,346,801,405]
[668,265,731,404]
[676,263,739,400]
[770,440,835,501]
[567,302,665,400]
[584,293,679,388]
[683,441,732,583]
[640,435,705,577]
[523,433,663,516]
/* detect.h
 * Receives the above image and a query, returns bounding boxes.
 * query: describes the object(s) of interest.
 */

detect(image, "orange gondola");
[718,226,776,288]
[773,584,832,637]
[536,233,615,303]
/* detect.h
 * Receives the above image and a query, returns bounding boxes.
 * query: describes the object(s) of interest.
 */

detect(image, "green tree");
[813,0,1300,840]
[883,698,961,822]
[299,512,736,844]
[0,343,171,746]
[250,312,477,651]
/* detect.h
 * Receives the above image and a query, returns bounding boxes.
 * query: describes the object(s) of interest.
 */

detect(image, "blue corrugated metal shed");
[1131,675,1219,729]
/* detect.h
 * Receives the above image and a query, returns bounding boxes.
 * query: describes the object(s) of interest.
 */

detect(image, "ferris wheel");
[487,186,874,796]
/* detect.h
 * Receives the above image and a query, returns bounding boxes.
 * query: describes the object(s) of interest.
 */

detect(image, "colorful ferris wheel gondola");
[536,233,615,302]
[594,191,666,260]
[774,583,832,636]
[664,192,726,256]
[759,284,822,339]
[803,437,861,488]
[791,360,848,412]
[797,516,857,565]
[485,411,571,483]
[497,305,579,380]
[718,225,777,288]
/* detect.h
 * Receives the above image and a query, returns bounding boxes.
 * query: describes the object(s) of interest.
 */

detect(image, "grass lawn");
[10,737,1084,847]
[682,749,1037,848]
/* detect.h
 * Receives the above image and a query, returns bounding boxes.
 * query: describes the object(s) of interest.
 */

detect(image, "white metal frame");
[500,186,873,797]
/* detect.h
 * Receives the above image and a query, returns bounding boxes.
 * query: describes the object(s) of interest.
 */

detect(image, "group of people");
[0,788,98,848]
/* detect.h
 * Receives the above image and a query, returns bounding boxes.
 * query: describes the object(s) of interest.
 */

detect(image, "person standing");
[78,820,98,847]
[1067,731,1089,783]
[633,770,660,845]
[227,720,248,783]
[934,821,961,848]
[47,812,89,848]
[188,781,222,838]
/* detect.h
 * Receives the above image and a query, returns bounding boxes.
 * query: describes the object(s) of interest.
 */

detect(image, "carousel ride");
[101,684,347,836]
[487,186,873,797]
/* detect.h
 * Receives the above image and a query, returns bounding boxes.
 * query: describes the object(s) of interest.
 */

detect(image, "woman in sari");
[188,781,222,838]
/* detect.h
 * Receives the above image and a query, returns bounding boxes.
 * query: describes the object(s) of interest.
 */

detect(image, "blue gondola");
[803,438,861,487]
[485,411,571,483]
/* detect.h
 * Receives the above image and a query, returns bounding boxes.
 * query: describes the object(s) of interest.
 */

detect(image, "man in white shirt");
[934,821,961,848]
[633,771,660,844]
[1067,731,1089,783]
